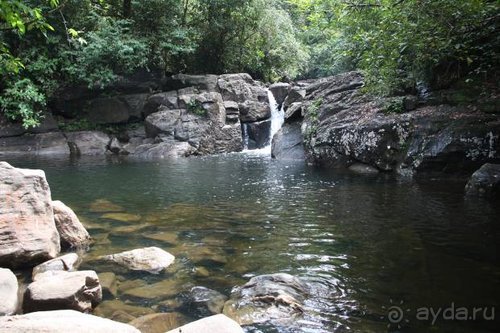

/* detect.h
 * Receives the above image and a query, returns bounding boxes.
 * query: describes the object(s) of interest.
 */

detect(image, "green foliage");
[382,97,405,115]
[0,78,45,128]
[187,99,207,117]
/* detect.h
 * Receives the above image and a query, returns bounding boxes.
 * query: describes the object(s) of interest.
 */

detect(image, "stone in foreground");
[465,163,500,198]
[52,200,92,249]
[165,314,244,333]
[23,270,102,313]
[101,247,175,274]
[32,253,80,280]
[0,268,18,315]
[223,273,308,325]
[0,310,140,333]
[0,162,60,268]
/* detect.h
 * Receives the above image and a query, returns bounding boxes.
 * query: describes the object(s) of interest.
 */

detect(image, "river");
[4,153,500,332]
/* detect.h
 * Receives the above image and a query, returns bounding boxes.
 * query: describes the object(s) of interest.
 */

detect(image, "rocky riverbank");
[0,73,273,158]
[271,71,499,178]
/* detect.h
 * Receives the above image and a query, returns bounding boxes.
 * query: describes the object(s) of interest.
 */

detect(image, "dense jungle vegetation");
[0,0,498,128]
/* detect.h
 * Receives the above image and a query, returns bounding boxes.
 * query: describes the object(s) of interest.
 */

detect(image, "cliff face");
[272,72,500,176]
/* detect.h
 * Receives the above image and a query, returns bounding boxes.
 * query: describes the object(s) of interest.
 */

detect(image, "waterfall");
[240,89,284,154]
[268,89,285,142]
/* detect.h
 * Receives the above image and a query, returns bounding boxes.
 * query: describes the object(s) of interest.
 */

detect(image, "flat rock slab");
[0,310,140,333]
[0,162,60,268]
[165,314,244,333]
[32,253,80,280]
[101,247,175,274]
[0,268,18,315]
[23,270,102,313]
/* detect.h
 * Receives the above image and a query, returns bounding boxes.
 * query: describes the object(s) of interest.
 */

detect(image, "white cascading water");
[241,89,284,155]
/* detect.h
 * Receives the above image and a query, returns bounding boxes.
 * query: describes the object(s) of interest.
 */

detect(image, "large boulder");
[217,73,268,104]
[32,253,80,280]
[0,268,18,315]
[23,270,102,313]
[239,100,271,123]
[223,273,308,326]
[465,163,500,198]
[0,132,70,156]
[271,122,305,160]
[143,91,179,118]
[52,200,91,249]
[0,310,141,333]
[0,112,59,138]
[145,108,183,138]
[0,162,60,268]
[165,314,244,333]
[66,131,110,156]
[100,247,175,274]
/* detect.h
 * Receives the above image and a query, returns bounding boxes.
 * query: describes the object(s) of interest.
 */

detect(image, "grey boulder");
[52,200,91,249]
[465,163,500,198]
[100,247,175,274]
[0,268,18,315]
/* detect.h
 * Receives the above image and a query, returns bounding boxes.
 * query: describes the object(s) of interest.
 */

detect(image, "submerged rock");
[97,272,118,299]
[0,268,18,315]
[23,270,102,313]
[89,199,124,213]
[101,247,175,274]
[32,253,80,280]
[93,300,154,322]
[0,310,140,333]
[52,200,91,249]
[129,312,188,333]
[0,162,60,268]
[223,273,308,325]
[465,163,500,198]
[165,314,244,333]
[101,212,142,223]
[122,279,181,300]
[179,286,228,317]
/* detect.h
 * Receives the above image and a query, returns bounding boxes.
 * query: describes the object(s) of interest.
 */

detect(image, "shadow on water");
[3,154,500,333]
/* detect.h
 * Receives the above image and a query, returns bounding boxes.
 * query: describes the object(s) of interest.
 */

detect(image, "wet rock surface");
[223,273,309,325]
[32,253,80,279]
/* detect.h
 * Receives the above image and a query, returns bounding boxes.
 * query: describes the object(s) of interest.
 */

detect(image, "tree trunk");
[123,0,132,18]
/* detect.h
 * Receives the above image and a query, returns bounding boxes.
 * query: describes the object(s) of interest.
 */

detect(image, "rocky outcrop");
[0,268,18,315]
[165,314,244,333]
[465,163,500,198]
[100,247,175,274]
[0,310,141,333]
[223,273,309,326]
[0,162,60,268]
[1,73,277,157]
[32,253,80,279]
[280,71,500,176]
[52,200,91,249]
[243,120,271,149]
[269,82,290,108]
[23,270,102,313]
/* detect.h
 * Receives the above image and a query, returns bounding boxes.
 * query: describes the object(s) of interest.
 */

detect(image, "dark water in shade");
[4,152,500,333]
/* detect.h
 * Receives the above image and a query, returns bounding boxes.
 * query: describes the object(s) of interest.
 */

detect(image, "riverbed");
[4,152,500,333]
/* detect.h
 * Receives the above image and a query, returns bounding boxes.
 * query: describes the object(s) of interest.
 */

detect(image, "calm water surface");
[5,152,500,333]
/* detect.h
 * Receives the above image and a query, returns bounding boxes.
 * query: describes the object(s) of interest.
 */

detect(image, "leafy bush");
[0,78,45,128]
